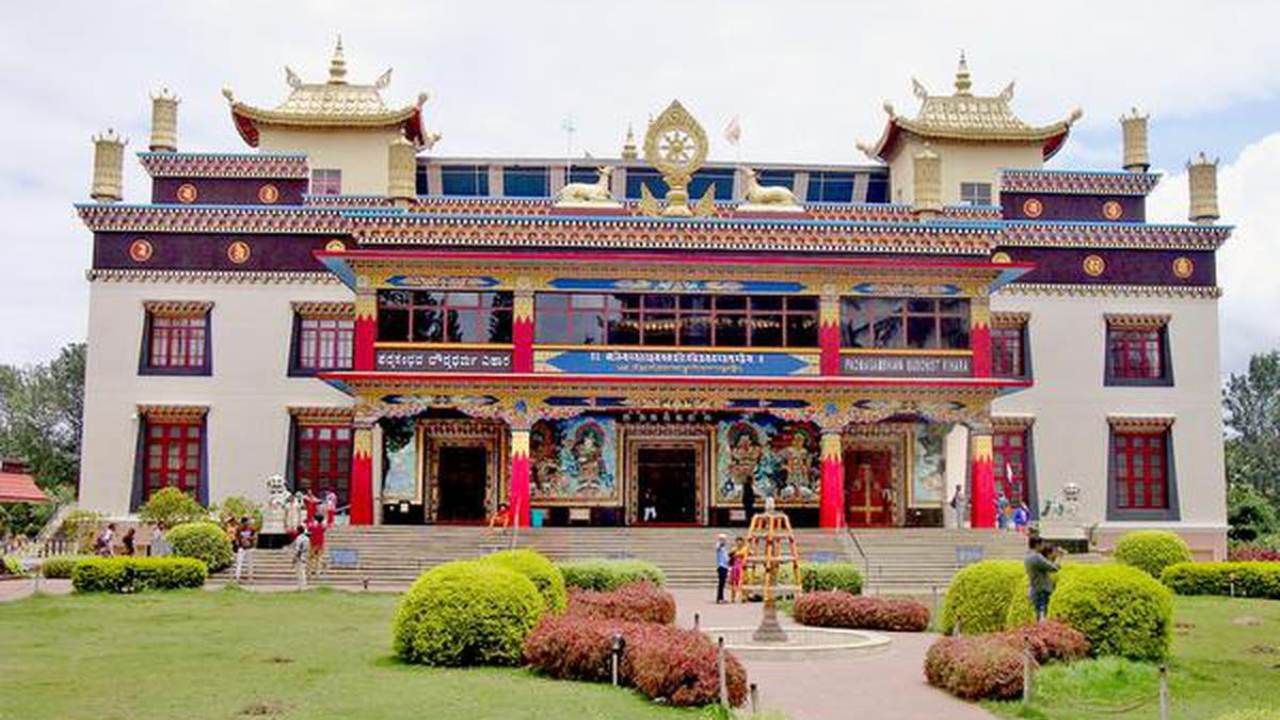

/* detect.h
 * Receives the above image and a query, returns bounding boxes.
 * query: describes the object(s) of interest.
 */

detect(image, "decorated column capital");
[819,292,842,376]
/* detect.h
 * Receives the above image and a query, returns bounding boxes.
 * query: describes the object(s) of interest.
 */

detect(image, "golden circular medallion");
[176,183,198,204]
[128,239,153,263]
[1102,200,1124,220]
[643,100,709,182]
[324,239,347,252]
[991,251,1012,264]
[1172,256,1195,279]
[1083,254,1107,277]
[1021,198,1043,218]
[258,184,280,204]
[227,240,252,265]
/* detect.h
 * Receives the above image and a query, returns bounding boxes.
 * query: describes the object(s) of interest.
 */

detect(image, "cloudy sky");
[1,1,1277,374]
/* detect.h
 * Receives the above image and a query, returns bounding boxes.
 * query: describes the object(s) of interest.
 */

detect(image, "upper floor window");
[625,168,669,200]
[1113,430,1169,510]
[310,169,342,196]
[991,314,1030,378]
[440,165,489,196]
[1105,316,1172,386]
[534,293,819,348]
[503,166,550,198]
[688,168,735,201]
[141,302,212,376]
[376,290,513,344]
[960,182,992,206]
[840,298,970,350]
[806,172,857,203]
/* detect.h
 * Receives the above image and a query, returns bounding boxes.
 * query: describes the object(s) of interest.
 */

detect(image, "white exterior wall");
[991,290,1227,556]
[79,279,353,516]
[888,136,1043,205]
[258,127,402,195]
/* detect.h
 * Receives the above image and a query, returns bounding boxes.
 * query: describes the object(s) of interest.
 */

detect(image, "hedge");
[482,549,567,614]
[1160,561,1280,599]
[940,560,1025,635]
[1114,530,1192,579]
[794,592,929,632]
[1228,544,1280,562]
[1,556,23,577]
[1050,563,1173,661]
[799,562,863,595]
[167,521,233,572]
[567,582,676,625]
[40,556,90,579]
[393,560,544,666]
[71,557,207,592]
[924,620,1088,701]
[557,559,666,591]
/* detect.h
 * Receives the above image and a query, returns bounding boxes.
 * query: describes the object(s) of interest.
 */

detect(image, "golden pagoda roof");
[223,38,428,147]
[860,54,1082,161]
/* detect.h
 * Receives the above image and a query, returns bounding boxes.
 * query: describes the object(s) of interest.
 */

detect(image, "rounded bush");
[557,559,666,591]
[39,556,88,579]
[794,592,929,632]
[483,549,567,614]
[940,560,1024,635]
[567,582,676,624]
[1114,530,1192,579]
[166,521,233,572]
[1,556,23,576]
[71,557,206,592]
[1049,563,1173,661]
[800,562,863,594]
[137,487,208,530]
[924,634,1028,700]
[393,560,544,666]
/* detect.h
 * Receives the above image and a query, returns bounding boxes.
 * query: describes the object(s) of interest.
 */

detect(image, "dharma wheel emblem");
[644,100,709,217]
[176,183,198,204]
[1172,256,1194,279]
[1021,198,1043,218]
[1101,200,1123,220]
[258,184,280,204]
[1082,254,1106,277]
[227,240,252,265]
[128,238,153,263]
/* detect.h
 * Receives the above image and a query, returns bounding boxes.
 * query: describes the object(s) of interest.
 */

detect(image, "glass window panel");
[717,295,747,311]
[537,293,568,312]
[680,295,712,311]
[716,315,748,346]
[412,308,443,343]
[786,314,819,347]
[750,296,783,311]
[643,295,676,310]
[644,313,677,346]
[751,314,784,347]
[448,308,481,342]
[608,314,640,345]
[572,294,606,310]
[907,316,938,348]
[377,308,411,342]
[680,315,713,346]
[788,296,818,312]
[939,318,970,350]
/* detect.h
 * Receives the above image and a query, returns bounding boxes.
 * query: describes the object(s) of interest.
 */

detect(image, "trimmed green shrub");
[1004,564,1086,629]
[1160,561,1280,599]
[1,556,24,577]
[799,562,863,594]
[39,556,89,579]
[483,549,567,614]
[71,557,207,592]
[166,521,233,572]
[1114,530,1193,579]
[1049,563,1173,661]
[393,560,544,666]
[138,487,208,530]
[940,560,1025,635]
[557,559,666,591]
[59,509,103,553]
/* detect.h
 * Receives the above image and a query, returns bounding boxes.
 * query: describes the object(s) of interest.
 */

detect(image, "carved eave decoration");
[288,406,355,425]
[1107,415,1175,432]
[998,283,1222,299]
[76,203,350,234]
[137,152,310,180]
[142,300,214,316]
[87,269,339,285]
[1001,169,1161,197]
[992,414,1036,430]
[1104,313,1171,329]
[138,404,208,422]
[991,311,1029,328]
[1000,221,1232,251]
[292,300,355,318]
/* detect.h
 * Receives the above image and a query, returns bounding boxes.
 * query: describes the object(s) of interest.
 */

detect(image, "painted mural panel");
[530,415,619,504]
[714,415,820,506]
[912,424,947,507]
[381,417,418,502]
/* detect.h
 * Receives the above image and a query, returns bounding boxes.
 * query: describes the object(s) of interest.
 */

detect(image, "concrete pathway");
[669,589,997,720]
[0,577,71,602]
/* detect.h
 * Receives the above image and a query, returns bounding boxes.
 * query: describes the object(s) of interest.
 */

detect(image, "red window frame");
[144,420,202,500]
[1113,431,1168,510]
[294,424,353,506]
[376,291,514,344]
[297,317,354,370]
[991,325,1025,377]
[1108,326,1164,380]
[310,169,342,196]
[993,429,1030,506]
[839,297,971,350]
[148,314,207,369]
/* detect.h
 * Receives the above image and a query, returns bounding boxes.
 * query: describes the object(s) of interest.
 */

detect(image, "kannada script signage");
[375,348,512,373]
[840,353,972,378]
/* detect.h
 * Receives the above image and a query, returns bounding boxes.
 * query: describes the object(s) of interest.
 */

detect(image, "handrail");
[833,513,871,585]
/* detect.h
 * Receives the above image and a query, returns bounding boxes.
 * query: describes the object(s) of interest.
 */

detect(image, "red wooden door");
[844,450,893,527]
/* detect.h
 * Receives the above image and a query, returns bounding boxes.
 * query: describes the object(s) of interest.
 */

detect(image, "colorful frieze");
[546,278,805,294]
[384,275,501,289]
[375,348,512,373]
[529,416,619,504]
[536,349,819,377]
[840,353,972,378]
[715,415,820,506]
[911,424,949,507]
[848,282,961,296]
[1000,169,1161,197]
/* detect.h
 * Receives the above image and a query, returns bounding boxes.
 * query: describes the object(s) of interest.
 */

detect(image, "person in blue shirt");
[715,534,730,604]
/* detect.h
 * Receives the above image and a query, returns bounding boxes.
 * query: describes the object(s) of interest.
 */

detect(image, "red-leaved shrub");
[923,635,962,688]
[523,614,747,707]
[793,591,930,632]
[924,621,1088,700]
[1229,544,1280,562]
[1007,620,1090,664]
[567,581,677,625]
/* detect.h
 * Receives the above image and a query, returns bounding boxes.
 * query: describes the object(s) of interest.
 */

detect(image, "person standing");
[233,516,257,583]
[121,528,136,556]
[94,523,116,557]
[741,478,756,525]
[1025,536,1060,622]
[290,525,310,591]
[949,485,968,529]
[715,534,730,604]
[149,526,171,557]
[729,536,748,603]
[322,491,338,528]
[305,513,327,578]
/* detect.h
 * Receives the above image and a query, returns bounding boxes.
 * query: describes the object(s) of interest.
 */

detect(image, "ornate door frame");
[620,423,713,526]
[842,425,910,527]
[421,419,505,523]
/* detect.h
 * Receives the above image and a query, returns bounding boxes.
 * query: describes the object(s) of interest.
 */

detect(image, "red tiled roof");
[0,472,49,503]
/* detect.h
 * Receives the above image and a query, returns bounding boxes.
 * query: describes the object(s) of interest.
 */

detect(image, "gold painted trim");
[292,301,354,319]
[839,348,973,357]
[142,300,214,315]
[1107,415,1175,432]
[997,283,1222,299]
[288,406,355,424]
[1104,313,1171,329]
[138,404,208,422]
[88,269,339,285]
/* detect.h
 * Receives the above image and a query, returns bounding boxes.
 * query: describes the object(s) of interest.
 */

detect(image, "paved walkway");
[669,589,997,720]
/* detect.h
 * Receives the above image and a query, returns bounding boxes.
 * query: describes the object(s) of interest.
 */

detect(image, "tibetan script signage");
[538,350,818,377]
[841,353,972,378]
[375,348,512,373]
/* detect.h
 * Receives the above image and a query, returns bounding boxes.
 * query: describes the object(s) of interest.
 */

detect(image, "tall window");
[376,291,513,344]
[294,317,354,372]
[143,306,210,375]
[534,293,819,348]
[1107,321,1170,384]
[144,420,203,501]
[1113,430,1169,510]
[310,169,342,196]
[991,322,1028,378]
[440,165,489,196]
[294,424,352,507]
[806,171,857,203]
[993,429,1031,506]
[960,182,993,205]
[503,166,550,197]
[840,298,970,350]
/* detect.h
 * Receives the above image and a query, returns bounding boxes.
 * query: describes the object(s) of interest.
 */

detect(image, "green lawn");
[0,587,701,720]
[986,596,1280,720]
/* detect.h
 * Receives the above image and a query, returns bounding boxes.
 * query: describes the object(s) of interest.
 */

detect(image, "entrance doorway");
[435,446,488,522]
[845,449,893,527]
[636,447,698,524]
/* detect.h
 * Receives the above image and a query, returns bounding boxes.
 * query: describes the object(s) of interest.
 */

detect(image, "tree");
[1223,349,1280,507]
[0,343,85,490]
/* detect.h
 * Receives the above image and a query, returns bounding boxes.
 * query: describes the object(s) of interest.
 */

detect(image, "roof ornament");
[375,68,393,90]
[285,66,303,90]
[911,78,928,100]
[328,35,347,84]
[999,81,1015,103]
[954,51,972,96]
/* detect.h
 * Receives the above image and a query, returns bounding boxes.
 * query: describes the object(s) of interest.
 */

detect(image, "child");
[1013,502,1031,535]
[729,537,748,603]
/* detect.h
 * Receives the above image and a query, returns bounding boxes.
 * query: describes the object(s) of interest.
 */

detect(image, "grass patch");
[986,596,1280,720]
[0,587,700,720]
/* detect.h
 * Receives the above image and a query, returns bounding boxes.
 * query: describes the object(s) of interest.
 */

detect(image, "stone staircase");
[219,525,1028,594]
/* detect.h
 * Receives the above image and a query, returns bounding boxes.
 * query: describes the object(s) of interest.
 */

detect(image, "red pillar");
[350,423,374,525]
[512,291,534,373]
[509,426,532,527]
[819,430,845,528]
[969,429,995,529]
[971,296,991,378]
[819,295,841,376]
[354,292,376,371]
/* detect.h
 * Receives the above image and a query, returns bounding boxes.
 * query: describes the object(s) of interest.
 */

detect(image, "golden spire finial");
[955,50,972,96]
[621,124,638,160]
[328,34,347,84]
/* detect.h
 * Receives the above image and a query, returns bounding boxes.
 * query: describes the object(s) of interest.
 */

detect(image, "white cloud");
[1148,135,1280,376]
[3,0,1280,365]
